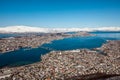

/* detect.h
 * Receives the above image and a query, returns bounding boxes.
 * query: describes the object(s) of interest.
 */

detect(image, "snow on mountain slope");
[0,26,120,33]
[0,26,49,33]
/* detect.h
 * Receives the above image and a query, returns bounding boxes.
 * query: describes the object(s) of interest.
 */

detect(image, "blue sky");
[0,0,120,28]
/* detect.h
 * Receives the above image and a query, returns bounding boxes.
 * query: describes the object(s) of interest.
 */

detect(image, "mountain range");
[0,26,120,33]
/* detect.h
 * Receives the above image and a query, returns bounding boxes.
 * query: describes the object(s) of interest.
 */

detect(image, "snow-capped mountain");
[0,26,49,33]
[0,26,120,33]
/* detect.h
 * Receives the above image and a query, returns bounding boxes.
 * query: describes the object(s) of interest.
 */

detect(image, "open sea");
[0,32,120,68]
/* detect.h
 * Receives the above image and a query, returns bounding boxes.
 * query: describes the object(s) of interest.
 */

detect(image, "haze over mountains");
[0,26,120,33]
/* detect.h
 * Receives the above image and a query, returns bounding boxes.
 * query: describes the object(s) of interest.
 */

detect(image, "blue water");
[92,32,120,40]
[0,48,50,68]
[0,32,120,68]
[0,33,22,38]
[0,33,44,38]
[41,36,106,50]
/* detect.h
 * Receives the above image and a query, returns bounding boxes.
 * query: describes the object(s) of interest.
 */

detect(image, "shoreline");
[0,32,93,53]
[0,40,120,79]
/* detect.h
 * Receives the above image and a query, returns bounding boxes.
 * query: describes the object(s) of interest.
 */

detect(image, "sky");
[0,0,120,28]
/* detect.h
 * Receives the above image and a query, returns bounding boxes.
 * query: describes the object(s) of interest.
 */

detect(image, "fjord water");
[0,32,120,68]
[0,33,24,38]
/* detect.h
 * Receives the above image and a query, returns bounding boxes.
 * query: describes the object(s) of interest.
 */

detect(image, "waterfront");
[0,32,120,68]
[0,40,120,80]
[0,32,92,53]
[1,0,120,79]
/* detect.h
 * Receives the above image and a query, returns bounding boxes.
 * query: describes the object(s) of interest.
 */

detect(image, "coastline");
[0,32,93,53]
[0,40,120,80]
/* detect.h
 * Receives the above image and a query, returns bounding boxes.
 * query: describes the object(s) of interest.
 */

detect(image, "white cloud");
[0,26,120,33]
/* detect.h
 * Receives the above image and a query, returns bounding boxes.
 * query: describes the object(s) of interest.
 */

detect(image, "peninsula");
[0,32,93,53]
